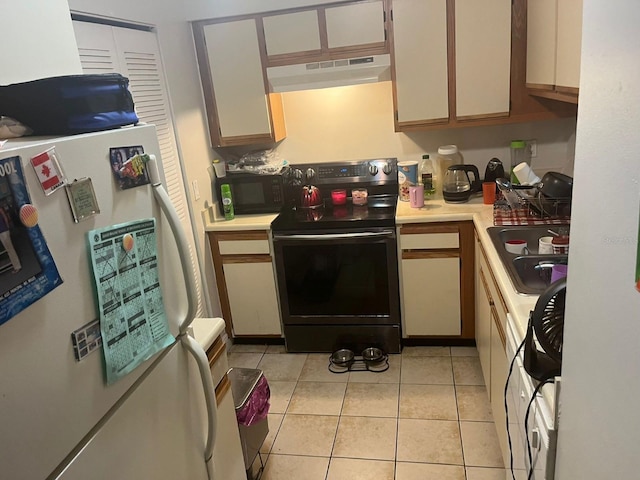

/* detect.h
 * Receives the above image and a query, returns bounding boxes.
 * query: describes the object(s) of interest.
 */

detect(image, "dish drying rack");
[494,187,571,226]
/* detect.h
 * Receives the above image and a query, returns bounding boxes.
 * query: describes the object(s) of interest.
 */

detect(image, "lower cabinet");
[208,230,282,338]
[475,229,510,466]
[399,221,475,338]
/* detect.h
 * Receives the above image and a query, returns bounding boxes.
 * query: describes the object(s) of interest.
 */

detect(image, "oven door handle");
[273,231,394,241]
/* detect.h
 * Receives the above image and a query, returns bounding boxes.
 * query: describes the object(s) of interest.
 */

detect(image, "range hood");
[266,54,391,93]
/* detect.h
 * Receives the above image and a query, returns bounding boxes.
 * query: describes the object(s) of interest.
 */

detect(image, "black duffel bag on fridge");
[0,73,139,136]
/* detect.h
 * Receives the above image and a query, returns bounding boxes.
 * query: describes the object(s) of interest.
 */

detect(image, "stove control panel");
[290,159,397,185]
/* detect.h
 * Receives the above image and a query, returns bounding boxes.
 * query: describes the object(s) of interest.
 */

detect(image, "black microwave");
[215,172,285,215]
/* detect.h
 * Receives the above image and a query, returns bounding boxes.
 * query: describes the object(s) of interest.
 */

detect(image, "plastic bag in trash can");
[236,376,270,426]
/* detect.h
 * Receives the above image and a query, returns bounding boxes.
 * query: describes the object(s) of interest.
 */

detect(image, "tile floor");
[228,344,504,480]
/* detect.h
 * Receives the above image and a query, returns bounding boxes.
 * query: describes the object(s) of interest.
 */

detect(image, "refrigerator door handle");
[180,332,218,480]
[150,155,217,478]
[149,154,198,334]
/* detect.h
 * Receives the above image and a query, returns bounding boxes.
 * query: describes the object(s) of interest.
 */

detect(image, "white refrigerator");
[0,125,219,480]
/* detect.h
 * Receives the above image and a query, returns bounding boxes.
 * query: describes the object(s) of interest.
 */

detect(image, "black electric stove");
[270,158,399,233]
[270,159,401,354]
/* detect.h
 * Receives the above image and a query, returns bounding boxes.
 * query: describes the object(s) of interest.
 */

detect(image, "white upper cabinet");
[392,0,512,128]
[194,18,286,147]
[263,10,322,56]
[261,1,388,63]
[203,20,271,139]
[526,0,582,95]
[455,0,512,118]
[555,0,583,90]
[526,0,557,87]
[325,1,386,48]
[392,0,449,124]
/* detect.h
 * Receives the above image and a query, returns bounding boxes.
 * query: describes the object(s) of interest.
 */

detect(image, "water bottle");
[220,184,234,220]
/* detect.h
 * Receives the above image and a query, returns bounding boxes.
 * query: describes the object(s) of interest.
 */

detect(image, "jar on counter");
[435,145,463,195]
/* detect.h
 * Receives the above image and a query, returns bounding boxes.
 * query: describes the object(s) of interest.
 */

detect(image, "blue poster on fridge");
[0,155,61,325]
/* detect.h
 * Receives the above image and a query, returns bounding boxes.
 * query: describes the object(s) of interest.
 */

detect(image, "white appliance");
[266,53,391,92]
[505,314,559,480]
[0,125,219,480]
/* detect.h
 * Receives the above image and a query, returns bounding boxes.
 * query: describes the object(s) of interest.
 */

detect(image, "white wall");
[555,2,640,478]
[0,0,82,83]
[275,82,576,176]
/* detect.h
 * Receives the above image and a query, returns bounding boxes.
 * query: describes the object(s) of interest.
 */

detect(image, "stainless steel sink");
[486,226,569,295]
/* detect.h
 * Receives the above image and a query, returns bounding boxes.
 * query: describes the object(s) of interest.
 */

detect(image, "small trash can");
[228,368,270,480]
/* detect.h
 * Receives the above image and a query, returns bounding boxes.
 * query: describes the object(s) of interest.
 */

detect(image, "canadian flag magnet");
[31,147,65,195]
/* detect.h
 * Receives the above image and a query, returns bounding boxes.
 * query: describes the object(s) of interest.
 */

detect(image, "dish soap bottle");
[220,184,234,220]
[420,154,436,199]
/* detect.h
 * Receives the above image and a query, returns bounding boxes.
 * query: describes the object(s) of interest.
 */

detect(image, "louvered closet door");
[73,21,206,318]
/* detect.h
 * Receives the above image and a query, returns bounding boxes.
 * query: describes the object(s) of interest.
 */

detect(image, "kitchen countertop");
[396,194,489,223]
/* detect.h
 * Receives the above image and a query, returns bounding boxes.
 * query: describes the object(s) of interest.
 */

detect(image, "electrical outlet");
[528,140,537,158]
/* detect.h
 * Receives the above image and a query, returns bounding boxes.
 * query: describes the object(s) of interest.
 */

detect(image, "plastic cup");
[551,264,568,283]
[409,185,424,208]
[482,182,496,204]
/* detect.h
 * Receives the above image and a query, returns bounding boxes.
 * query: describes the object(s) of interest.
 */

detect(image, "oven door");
[272,229,400,326]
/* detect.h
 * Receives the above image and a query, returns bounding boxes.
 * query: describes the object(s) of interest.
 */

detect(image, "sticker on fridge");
[0,156,63,326]
[87,219,174,384]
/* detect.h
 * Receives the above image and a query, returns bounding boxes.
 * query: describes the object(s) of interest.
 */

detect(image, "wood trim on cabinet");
[318,7,329,50]
[192,21,223,148]
[525,82,555,91]
[479,267,494,306]
[528,87,579,105]
[402,249,459,260]
[206,336,227,368]
[446,0,457,123]
[556,85,579,96]
[267,93,287,142]
[458,221,475,339]
[215,374,231,406]
[222,254,273,264]
[492,307,506,351]
[214,231,270,242]
[208,233,233,338]
[455,111,510,123]
[477,235,509,318]
[399,222,460,235]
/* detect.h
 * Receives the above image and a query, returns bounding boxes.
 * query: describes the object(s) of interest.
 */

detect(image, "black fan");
[524,277,567,382]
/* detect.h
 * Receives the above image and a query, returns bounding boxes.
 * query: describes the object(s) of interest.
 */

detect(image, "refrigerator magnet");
[65,178,100,223]
[109,146,150,190]
[30,147,66,195]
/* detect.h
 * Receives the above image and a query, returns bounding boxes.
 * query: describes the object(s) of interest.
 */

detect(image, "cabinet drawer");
[218,239,270,255]
[400,232,459,250]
